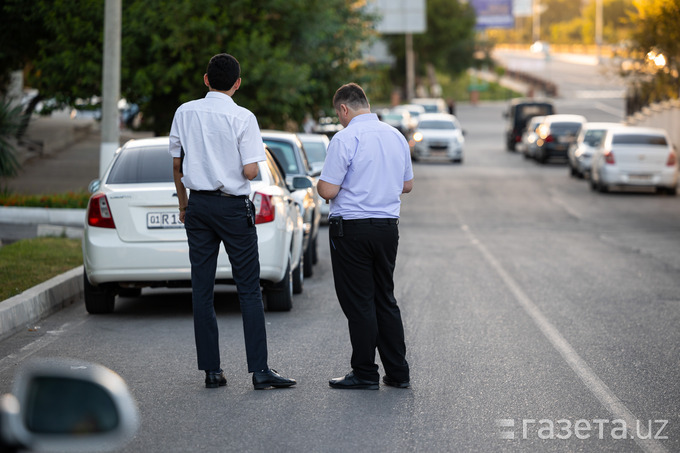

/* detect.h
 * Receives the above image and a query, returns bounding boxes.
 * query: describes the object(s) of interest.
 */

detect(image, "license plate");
[629,174,652,181]
[147,212,184,229]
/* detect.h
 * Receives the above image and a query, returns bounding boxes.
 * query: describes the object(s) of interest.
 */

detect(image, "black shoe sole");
[254,382,297,390]
[205,381,227,389]
[383,381,410,389]
[329,382,379,390]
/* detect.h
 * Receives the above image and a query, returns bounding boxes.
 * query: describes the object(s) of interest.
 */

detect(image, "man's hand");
[173,157,189,223]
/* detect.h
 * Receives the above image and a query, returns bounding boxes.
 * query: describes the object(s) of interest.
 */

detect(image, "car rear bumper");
[600,166,678,188]
[413,142,463,159]
[83,225,288,287]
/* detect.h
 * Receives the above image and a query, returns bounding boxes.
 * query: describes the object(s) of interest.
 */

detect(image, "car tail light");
[87,194,116,228]
[667,152,677,167]
[252,192,275,224]
[544,134,555,143]
[604,150,615,165]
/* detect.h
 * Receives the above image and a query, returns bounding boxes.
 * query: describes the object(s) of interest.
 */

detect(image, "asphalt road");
[1,55,679,452]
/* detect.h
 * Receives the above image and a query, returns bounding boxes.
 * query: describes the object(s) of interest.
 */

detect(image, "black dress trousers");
[329,220,410,382]
[184,192,268,372]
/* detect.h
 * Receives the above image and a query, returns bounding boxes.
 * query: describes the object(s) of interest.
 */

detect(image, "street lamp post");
[100,0,121,178]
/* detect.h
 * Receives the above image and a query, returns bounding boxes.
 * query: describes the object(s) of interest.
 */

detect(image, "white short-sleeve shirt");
[168,91,266,196]
[320,113,414,219]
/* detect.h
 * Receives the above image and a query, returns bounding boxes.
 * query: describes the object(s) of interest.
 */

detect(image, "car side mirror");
[88,179,101,194]
[291,176,314,190]
[0,359,139,453]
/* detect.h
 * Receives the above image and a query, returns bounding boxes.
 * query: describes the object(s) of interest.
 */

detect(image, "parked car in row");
[533,114,587,164]
[504,98,555,151]
[379,109,415,138]
[568,122,621,178]
[590,126,678,195]
[519,115,545,159]
[261,131,322,278]
[410,113,465,163]
[297,132,330,221]
[83,138,307,314]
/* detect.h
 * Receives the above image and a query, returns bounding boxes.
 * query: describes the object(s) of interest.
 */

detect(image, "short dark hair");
[206,54,240,91]
[333,83,369,110]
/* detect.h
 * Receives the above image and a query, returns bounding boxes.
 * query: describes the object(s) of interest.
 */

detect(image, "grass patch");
[0,237,82,301]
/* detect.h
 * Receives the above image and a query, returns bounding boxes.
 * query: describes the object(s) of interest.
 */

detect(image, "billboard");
[368,0,427,34]
[470,0,514,29]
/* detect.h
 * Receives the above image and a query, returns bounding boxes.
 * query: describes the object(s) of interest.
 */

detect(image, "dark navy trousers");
[184,192,268,372]
[329,220,410,382]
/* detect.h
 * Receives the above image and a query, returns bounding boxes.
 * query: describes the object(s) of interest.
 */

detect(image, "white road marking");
[460,223,668,453]
[0,320,86,373]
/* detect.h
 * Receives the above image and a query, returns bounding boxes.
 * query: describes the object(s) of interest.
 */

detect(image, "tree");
[9,0,375,135]
[385,0,477,92]
[624,0,680,109]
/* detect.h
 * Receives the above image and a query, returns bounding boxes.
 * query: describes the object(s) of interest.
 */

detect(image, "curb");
[0,266,83,342]
[0,207,86,227]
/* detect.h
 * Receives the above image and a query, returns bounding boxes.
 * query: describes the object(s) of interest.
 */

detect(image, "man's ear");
[232,78,242,92]
[204,74,210,88]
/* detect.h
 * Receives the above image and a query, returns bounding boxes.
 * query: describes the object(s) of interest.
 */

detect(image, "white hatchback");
[83,137,305,314]
[590,126,678,195]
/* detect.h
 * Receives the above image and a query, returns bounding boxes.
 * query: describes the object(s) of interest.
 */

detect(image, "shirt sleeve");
[319,136,350,186]
[402,136,414,181]
[239,113,266,165]
[168,107,183,158]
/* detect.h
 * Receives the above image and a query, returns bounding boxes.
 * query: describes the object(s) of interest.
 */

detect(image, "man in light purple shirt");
[318,82,413,390]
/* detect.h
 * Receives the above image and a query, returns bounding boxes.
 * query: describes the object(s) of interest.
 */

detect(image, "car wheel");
[452,157,463,164]
[311,236,318,265]
[265,258,293,311]
[83,270,115,314]
[293,252,304,294]
[303,239,314,277]
[668,187,678,196]
[598,182,609,193]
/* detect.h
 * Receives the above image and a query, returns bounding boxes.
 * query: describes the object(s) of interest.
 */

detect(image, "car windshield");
[612,134,667,146]
[263,139,301,174]
[419,120,455,130]
[518,104,552,119]
[106,146,173,184]
[550,122,582,135]
[301,141,327,164]
[583,129,607,146]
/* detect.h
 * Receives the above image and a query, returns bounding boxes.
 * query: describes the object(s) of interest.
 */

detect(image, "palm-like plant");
[0,98,22,182]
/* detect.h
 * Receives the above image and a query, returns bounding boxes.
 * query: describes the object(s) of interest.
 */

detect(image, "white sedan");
[590,126,678,195]
[83,137,305,313]
[410,113,465,163]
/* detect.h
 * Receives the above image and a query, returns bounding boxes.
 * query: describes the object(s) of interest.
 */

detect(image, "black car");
[533,114,587,164]
[504,99,555,151]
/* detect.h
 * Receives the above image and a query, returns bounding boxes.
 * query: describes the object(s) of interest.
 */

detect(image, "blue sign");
[471,0,514,29]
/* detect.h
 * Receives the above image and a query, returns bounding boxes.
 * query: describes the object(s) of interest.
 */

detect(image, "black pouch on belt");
[328,216,343,237]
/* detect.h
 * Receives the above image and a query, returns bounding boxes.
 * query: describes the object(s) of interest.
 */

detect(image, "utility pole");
[100,0,121,178]
[596,0,603,64]
[532,0,541,43]
[405,33,415,102]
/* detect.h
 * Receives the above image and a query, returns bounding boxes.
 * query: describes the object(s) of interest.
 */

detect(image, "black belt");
[191,190,248,199]
[342,218,399,225]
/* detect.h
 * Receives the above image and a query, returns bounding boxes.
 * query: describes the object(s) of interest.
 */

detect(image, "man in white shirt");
[169,53,296,390]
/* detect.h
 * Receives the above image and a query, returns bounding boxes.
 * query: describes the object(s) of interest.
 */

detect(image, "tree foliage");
[2,0,374,135]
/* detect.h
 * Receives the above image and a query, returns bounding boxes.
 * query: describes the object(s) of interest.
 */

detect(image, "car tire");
[303,239,314,277]
[452,157,463,164]
[265,258,293,311]
[311,236,318,265]
[83,270,115,314]
[668,187,678,196]
[598,181,609,193]
[293,252,304,294]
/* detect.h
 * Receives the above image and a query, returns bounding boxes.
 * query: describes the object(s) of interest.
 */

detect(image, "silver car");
[410,113,465,163]
[568,122,621,179]
[590,126,678,195]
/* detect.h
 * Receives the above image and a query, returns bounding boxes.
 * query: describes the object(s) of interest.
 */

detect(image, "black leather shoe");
[205,370,227,389]
[252,369,296,390]
[383,375,410,388]
[329,371,379,390]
